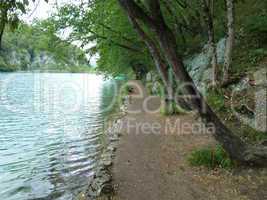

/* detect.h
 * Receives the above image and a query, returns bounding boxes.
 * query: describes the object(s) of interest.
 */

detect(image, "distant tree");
[0,0,48,49]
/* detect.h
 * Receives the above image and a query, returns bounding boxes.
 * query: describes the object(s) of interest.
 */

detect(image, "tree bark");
[129,16,174,101]
[129,15,187,113]
[0,8,7,50]
[222,0,235,85]
[118,0,267,166]
[0,22,5,50]
[201,0,219,86]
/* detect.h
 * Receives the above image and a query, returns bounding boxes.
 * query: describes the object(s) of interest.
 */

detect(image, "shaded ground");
[111,81,267,200]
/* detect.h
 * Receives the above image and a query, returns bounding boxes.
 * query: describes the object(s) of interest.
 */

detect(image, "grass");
[188,145,235,170]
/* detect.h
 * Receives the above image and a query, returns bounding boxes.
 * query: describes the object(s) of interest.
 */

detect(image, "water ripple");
[0,73,117,200]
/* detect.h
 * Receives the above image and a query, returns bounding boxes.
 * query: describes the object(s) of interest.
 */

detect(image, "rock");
[107,145,117,152]
[151,81,162,95]
[231,77,250,91]
[184,38,226,89]
[87,170,112,198]
[110,136,119,142]
[146,72,153,82]
[100,153,113,167]
[83,107,125,200]
[101,182,113,194]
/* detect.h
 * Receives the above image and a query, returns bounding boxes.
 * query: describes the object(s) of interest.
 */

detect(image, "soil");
[110,80,267,200]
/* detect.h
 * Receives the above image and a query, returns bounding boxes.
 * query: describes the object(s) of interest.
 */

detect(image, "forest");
[0,18,90,72]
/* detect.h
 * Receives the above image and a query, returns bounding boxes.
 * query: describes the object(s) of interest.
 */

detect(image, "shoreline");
[76,97,129,200]
[77,81,267,200]
[0,70,96,74]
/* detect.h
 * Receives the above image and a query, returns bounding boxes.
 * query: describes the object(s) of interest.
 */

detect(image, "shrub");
[206,89,225,112]
[248,48,267,65]
[240,125,267,143]
[188,145,234,169]
[245,15,267,37]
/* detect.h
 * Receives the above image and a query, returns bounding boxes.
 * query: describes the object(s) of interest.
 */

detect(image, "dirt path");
[111,81,267,200]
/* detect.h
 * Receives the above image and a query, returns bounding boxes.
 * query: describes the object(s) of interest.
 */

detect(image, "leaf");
[9,15,20,31]
[16,2,26,14]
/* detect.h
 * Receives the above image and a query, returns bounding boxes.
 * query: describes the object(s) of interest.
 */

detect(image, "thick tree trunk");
[201,0,219,86]
[222,0,235,85]
[118,0,267,166]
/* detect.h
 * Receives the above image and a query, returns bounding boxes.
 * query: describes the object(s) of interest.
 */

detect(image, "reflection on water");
[0,73,118,200]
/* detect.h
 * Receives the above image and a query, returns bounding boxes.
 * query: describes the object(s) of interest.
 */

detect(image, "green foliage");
[206,89,225,112]
[68,65,95,73]
[0,0,33,48]
[146,83,154,95]
[0,22,90,72]
[52,0,154,77]
[245,15,267,38]
[51,0,267,78]
[229,0,267,75]
[0,56,18,72]
[188,145,235,169]
[239,125,267,143]
[248,48,267,65]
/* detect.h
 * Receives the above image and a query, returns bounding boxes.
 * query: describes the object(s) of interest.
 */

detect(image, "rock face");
[1,48,86,72]
[145,38,227,94]
[184,38,226,93]
[30,52,57,70]
[145,38,266,132]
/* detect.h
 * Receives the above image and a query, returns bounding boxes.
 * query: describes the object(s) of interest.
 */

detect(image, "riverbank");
[76,93,129,200]
[84,80,266,200]
[0,68,95,73]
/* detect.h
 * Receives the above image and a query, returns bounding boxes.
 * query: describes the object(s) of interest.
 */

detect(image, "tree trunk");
[0,9,7,50]
[118,0,267,166]
[128,17,171,97]
[201,0,219,86]
[222,0,235,85]
[129,16,185,113]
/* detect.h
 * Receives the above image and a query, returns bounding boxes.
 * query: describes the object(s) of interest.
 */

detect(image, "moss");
[188,145,235,170]
[206,89,226,112]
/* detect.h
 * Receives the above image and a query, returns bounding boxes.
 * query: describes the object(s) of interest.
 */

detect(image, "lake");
[0,73,119,200]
